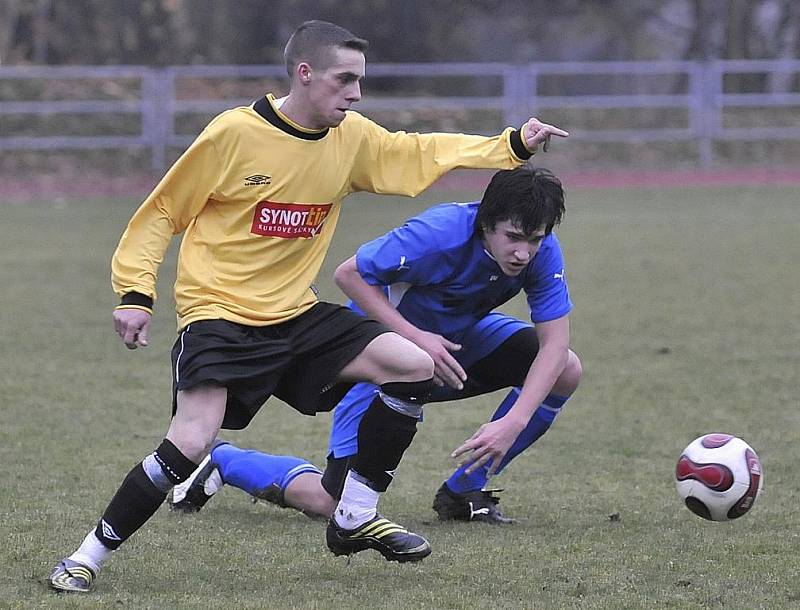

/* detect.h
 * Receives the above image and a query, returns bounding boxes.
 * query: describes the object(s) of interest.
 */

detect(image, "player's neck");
[277,94,322,131]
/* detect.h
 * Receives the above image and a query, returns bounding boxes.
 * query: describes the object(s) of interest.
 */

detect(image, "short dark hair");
[284,20,369,77]
[475,166,565,237]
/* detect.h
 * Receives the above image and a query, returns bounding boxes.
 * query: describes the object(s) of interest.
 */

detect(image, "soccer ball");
[675,433,764,521]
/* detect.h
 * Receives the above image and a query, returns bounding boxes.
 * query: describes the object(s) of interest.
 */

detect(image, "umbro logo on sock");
[100,519,122,541]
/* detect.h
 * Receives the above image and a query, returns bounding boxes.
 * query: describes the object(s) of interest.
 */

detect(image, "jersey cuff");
[509,128,534,160]
[118,292,154,312]
[115,304,153,315]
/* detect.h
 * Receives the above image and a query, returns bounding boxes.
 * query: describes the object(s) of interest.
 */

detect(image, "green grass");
[1,184,799,609]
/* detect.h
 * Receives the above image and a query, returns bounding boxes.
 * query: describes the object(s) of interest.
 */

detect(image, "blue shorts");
[328,313,532,458]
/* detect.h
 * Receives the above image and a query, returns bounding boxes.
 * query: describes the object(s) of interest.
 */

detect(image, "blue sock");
[445,391,569,494]
[211,443,320,496]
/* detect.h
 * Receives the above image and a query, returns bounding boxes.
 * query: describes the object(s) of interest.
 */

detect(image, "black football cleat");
[432,483,515,524]
[326,514,431,562]
[49,558,96,593]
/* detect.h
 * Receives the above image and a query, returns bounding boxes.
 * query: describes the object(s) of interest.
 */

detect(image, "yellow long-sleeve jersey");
[112,94,533,330]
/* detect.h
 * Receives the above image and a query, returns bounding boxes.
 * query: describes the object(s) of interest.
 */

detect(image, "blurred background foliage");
[1,0,798,66]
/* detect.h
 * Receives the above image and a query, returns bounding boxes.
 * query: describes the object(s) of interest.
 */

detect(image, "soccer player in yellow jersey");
[49,20,568,593]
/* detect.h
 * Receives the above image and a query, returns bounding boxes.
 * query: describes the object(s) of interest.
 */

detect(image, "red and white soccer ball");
[675,433,764,522]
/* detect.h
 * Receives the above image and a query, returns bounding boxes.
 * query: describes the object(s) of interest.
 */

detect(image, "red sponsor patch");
[251,201,332,238]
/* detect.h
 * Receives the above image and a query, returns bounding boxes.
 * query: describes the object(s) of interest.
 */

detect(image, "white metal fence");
[1,60,799,171]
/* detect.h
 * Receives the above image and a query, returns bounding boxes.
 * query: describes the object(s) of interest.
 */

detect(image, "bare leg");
[283,472,337,519]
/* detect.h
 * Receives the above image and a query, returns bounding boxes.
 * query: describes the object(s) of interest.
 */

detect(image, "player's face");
[306,47,364,128]
[482,220,547,276]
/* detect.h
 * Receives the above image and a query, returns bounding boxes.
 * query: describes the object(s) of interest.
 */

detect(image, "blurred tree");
[725,0,754,60]
[681,0,799,91]
[44,0,178,64]
[0,0,797,69]
[0,0,22,65]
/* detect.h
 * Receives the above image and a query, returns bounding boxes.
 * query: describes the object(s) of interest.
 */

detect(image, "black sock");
[94,440,198,550]
[351,397,418,492]
[94,463,168,550]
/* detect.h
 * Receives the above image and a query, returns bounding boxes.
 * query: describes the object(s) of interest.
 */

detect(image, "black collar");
[252,96,329,141]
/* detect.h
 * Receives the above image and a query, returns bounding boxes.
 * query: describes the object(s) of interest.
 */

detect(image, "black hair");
[284,20,369,77]
[475,165,565,238]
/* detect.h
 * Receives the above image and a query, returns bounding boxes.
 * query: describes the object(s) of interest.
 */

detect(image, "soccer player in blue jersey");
[172,165,582,524]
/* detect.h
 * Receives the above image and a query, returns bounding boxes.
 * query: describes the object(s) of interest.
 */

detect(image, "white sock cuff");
[334,471,379,528]
[340,471,379,508]
[69,530,112,573]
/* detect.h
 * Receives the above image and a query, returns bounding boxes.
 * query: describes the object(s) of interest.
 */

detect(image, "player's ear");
[297,63,313,84]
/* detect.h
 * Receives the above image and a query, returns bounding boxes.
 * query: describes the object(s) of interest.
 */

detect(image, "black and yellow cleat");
[326,514,431,562]
[48,559,96,593]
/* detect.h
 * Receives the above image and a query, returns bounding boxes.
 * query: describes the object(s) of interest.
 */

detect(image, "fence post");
[690,60,718,169]
[144,68,172,174]
[526,64,538,127]
[141,68,159,172]
[159,68,176,174]
[502,64,535,129]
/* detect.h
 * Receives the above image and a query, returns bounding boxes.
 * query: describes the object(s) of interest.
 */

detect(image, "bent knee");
[340,333,434,384]
[401,345,435,380]
[166,426,219,463]
[554,350,582,396]
[166,436,215,464]
[169,385,227,462]
[364,333,434,382]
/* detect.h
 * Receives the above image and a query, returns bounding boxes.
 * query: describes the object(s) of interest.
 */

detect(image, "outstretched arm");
[452,315,571,476]
[347,114,569,197]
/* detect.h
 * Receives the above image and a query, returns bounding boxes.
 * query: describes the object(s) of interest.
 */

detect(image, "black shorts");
[170,302,388,429]
[428,326,539,403]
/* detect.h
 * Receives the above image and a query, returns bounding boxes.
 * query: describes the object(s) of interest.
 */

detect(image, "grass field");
[1,183,798,609]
